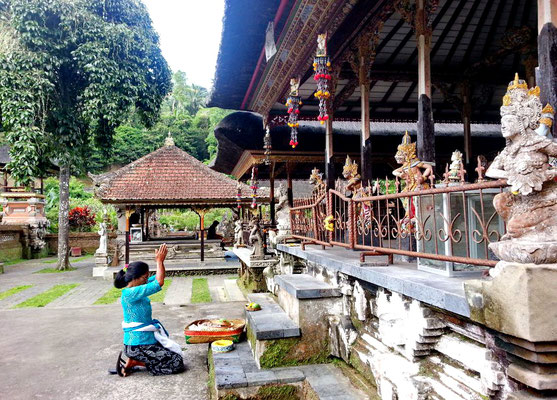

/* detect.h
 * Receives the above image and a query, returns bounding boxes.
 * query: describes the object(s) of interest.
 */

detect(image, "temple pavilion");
[92,136,264,263]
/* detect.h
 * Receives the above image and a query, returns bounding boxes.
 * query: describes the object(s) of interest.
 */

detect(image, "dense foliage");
[68,206,96,232]
[87,71,231,171]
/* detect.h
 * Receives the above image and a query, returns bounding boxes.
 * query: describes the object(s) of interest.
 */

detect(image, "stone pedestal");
[465,262,557,390]
[92,252,109,278]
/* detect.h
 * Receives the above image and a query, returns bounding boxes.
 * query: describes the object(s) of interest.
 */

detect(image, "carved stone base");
[93,252,109,278]
[490,240,557,264]
[465,261,557,342]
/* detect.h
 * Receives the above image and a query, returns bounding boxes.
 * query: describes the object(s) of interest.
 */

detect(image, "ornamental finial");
[165,132,175,146]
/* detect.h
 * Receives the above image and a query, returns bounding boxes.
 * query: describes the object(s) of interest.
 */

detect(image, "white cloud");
[142,0,225,90]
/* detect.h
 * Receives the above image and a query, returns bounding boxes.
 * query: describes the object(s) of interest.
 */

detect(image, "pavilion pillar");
[125,208,131,265]
[360,79,372,182]
[3,170,8,192]
[269,162,276,225]
[145,209,150,240]
[325,117,335,190]
[286,162,294,207]
[416,0,435,167]
[538,0,557,137]
[461,82,473,166]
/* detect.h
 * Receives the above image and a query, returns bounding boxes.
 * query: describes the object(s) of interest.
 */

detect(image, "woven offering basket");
[184,318,245,344]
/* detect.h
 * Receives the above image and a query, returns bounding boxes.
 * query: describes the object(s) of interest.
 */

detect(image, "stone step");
[246,293,300,340]
[211,341,370,399]
[275,274,341,299]
[163,277,191,305]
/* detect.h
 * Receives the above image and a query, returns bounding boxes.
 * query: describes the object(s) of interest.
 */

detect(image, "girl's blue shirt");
[121,276,161,345]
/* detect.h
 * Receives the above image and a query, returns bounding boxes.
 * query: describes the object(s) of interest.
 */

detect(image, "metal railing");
[290,179,508,268]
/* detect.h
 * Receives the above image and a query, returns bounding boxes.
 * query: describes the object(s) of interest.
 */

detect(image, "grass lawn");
[3,258,27,266]
[94,279,172,305]
[14,283,79,308]
[0,285,33,301]
[44,254,93,264]
[34,267,77,274]
[191,278,211,303]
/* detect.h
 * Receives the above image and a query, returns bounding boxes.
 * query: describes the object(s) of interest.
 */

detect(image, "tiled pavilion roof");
[94,144,255,206]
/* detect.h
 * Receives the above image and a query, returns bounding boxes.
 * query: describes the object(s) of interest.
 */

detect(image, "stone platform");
[274,274,341,299]
[245,293,300,340]
[278,243,471,317]
[103,259,240,279]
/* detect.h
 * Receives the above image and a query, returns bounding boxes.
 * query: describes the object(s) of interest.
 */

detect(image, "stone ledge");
[278,244,470,317]
[246,293,300,340]
[275,274,341,299]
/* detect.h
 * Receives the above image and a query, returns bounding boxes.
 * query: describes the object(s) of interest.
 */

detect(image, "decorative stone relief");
[353,281,368,321]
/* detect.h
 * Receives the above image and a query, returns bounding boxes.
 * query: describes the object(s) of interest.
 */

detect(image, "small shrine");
[91,136,266,275]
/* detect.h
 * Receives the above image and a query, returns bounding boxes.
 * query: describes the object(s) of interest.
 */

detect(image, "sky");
[142,0,225,90]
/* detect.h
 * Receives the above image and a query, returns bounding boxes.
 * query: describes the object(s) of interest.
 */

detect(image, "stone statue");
[392,131,433,193]
[249,218,264,259]
[96,221,108,255]
[270,184,291,248]
[486,74,557,264]
[448,150,464,183]
[233,219,245,248]
[289,77,300,96]
[316,33,327,57]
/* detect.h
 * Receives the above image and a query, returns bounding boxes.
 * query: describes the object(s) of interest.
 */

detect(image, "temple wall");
[0,225,24,262]
[278,255,523,399]
[45,232,117,255]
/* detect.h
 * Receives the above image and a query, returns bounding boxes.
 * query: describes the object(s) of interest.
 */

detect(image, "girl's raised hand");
[155,243,168,263]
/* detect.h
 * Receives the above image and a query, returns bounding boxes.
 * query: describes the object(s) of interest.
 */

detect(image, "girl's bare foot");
[122,358,145,377]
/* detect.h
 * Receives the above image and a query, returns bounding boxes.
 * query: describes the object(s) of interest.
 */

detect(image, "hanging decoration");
[285,77,301,148]
[263,126,272,165]
[313,33,331,125]
[236,182,242,209]
[249,166,258,208]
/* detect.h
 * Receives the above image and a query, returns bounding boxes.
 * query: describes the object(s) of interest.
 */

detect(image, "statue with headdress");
[342,156,362,197]
[392,131,434,232]
[393,131,434,193]
[486,74,557,264]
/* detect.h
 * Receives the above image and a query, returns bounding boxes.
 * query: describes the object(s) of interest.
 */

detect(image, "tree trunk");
[57,165,71,270]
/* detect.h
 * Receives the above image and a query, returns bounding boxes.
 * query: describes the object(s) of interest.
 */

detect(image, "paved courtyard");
[0,258,246,400]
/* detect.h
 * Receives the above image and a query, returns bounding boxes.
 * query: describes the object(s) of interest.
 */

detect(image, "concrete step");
[211,341,370,399]
[223,278,245,302]
[246,293,300,340]
[275,274,341,299]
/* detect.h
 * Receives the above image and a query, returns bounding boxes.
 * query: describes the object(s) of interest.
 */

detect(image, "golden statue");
[342,155,362,195]
[392,131,433,192]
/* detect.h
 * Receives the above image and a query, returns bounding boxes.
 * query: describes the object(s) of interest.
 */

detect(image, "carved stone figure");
[448,150,464,183]
[233,220,245,248]
[96,221,108,255]
[271,184,291,248]
[316,33,327,57]
[248,218,264,259]
[486,74,557,264]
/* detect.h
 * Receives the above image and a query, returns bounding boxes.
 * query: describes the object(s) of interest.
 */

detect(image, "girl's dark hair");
[114,261,149,289]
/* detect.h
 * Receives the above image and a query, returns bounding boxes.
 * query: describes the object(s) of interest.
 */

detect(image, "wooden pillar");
[416,0,436,166]
[198,210,205,262]
[125,208,130,265]
[461,82,472,166]
[145,209,150,240]
[3,170,8,192]
[360,81,372,182]
[140,207,145,240]
[325,117,335,190]
[269,162,276,225]
[40,177,44,195]
[538,0,557,137]
[286,162,294,207]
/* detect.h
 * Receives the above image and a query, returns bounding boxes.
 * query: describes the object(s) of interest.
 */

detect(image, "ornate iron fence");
[289,179,508,268]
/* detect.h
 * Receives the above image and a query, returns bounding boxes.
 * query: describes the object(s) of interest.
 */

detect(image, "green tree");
[0,0,171,269]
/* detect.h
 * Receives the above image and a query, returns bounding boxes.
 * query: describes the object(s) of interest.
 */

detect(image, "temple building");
[206,0,557,399]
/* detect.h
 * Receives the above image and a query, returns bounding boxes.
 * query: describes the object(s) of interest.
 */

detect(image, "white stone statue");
[233,219,245,248]
[486,74,557,264]
[96,221,108,255]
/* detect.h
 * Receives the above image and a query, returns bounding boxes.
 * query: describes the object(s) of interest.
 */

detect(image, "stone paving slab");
[164,277,192,305]
[245,293,300,340]
[0,284,53,308]
[275,273,341,299]
[223,279,245,302]
[47,281,106,308]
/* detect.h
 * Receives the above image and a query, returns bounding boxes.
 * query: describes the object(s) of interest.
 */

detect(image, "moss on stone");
[208,348,216,400]
[0,246,23,262]
[255,384,300,400]
[219,394,240,400]
[246,324,256,350]
[349,351,377,388]
[259,337,330,368]
[418,359,441,379]
[332,357,380,400]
